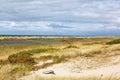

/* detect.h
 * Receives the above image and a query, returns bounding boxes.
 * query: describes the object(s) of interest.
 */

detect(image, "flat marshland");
[0,36,120,80]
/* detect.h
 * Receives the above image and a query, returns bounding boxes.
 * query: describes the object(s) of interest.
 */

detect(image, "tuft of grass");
[33,63,53,71]
[106,39,120,45]
[80,49,102,57]
[64,45,79,49]
[12,66,33,73]
[52,55,66,63]
[39,55,66,63]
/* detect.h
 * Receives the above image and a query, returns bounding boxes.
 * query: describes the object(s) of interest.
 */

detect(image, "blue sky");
[0,0,120,35]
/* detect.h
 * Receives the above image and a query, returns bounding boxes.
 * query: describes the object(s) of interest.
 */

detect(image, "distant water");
[0,40,61,44]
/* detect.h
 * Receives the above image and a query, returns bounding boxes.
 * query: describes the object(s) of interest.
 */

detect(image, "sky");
[0,0,120,36]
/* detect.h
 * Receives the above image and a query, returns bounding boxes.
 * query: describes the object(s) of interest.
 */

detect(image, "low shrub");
[8,48,58,65]
[8,52,35,65]
[106,39,120,45]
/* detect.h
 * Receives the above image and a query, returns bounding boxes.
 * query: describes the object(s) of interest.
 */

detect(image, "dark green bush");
[106,39,120,45]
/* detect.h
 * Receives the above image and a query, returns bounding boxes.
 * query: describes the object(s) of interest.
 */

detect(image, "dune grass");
[0,36,120,80]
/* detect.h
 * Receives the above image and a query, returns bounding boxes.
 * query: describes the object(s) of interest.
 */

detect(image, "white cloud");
[1,21,119,32]
[0,0,120,35]
[9,22,16,27]
[73,12,100,18]
[105,26,120,30]
[116,17,120,23]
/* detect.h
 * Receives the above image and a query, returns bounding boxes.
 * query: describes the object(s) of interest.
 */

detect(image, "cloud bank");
[0,0,120,35]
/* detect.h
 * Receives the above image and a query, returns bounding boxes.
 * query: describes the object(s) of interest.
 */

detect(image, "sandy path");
[20,62,120,80]
[33,63,120,77]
